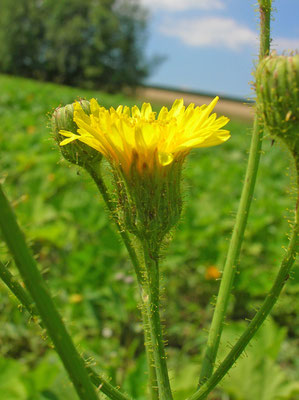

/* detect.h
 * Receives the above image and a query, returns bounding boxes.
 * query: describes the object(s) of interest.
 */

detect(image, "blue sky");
[142,0,299,99]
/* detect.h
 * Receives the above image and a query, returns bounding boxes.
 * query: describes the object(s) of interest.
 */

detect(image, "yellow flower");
[59,97,230,175]
[59,97,230,245]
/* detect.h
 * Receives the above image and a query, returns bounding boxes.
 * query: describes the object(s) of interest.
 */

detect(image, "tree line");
[0,0,156,91]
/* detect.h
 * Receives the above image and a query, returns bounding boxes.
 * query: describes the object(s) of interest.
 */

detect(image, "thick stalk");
[188,166,298,400]
[142,307,160,400]
[0,261,131,400]
[86,164,158,399]
[199,0,272,384]
[0,185,98,400]
[142,246,173,400]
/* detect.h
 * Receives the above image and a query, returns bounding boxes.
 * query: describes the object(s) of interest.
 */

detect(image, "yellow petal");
[132,105,141,118]
[60,135,80,146]
[62,97,230,174]
[141,103,153,119]
[169,98,184,118]
[116,105,123,114]
[158,106,169,120]
[90,98,100,115]
[59,129,75,138]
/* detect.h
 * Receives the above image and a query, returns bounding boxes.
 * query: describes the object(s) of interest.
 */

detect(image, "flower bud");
[51,100,102,168]
[256,53,299,159]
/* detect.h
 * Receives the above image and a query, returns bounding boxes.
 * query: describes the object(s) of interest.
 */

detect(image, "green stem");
[142,309,160,400]
[88,369,131,400]
[187,169,298,400]
[0,261,39,321]
[143,246,173,400]
[86,163,143,283]
[0,184,98,400]
[86,163,159,400]
[259,0,272,60]
[0,261,131,400]
[199,0,272,385]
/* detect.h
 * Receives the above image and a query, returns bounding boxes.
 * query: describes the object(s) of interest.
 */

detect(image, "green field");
[0,74,298,400]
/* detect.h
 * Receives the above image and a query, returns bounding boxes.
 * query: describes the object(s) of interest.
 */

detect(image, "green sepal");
[115,155,184,251]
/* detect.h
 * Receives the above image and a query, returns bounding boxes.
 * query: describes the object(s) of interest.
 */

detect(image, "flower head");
[59,97,230,247]
[60,97,230,175]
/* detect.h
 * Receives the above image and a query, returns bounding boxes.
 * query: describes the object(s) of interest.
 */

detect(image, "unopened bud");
[51,100,102,168]
[256,52,299,159]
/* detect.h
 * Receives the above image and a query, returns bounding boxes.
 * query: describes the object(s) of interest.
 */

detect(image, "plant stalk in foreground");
[0,261,131,400]
[0,184,98,400]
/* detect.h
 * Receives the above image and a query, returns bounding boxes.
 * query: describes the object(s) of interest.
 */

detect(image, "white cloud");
[140,0,225,12]
[160,17,257,50]
[158,14,299,53]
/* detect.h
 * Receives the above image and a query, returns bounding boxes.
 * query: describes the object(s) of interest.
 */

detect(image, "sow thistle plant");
[0,1,298,400]
[53,97,230,400]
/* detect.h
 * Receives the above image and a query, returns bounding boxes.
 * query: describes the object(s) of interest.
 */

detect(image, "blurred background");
[0,1,298,399]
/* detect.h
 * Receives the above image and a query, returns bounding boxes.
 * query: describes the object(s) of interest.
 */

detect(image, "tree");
[0,0,154,90]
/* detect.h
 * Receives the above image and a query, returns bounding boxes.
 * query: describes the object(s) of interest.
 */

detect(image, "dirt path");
[135,87,254,122]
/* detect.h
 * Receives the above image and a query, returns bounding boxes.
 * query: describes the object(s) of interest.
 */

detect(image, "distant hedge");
[0,0,155,91]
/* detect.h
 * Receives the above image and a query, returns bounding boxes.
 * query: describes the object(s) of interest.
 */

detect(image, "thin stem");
[143,246,173,400]
[86,163,158,399]
[86,163,143,283]
[0,261,40,321]
[88,369,131,400]
[187,168,298,400]
[259,0,272,60]
[199,0,272,385]
[0,261,131,400]
[199,117,263,382]
[0,184,98,400]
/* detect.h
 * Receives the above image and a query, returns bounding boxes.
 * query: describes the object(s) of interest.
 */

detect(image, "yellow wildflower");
[205,266,221,280]
[59,97,230,175]
[59,97,230,246]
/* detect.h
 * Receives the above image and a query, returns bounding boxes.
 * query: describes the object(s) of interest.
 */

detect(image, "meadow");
[0,74,298,400]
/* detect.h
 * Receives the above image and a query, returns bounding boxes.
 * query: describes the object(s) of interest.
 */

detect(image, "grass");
[0,74,298,400]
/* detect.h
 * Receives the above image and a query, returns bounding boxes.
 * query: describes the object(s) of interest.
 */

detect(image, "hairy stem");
[188,163,298,400]
[199,0,272,385]
[86,163,143,283]
[142,246,173,400]
[86,163,159,399]
[0,261,40,321]
[0,184,98,400]
[0,261,131,400]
